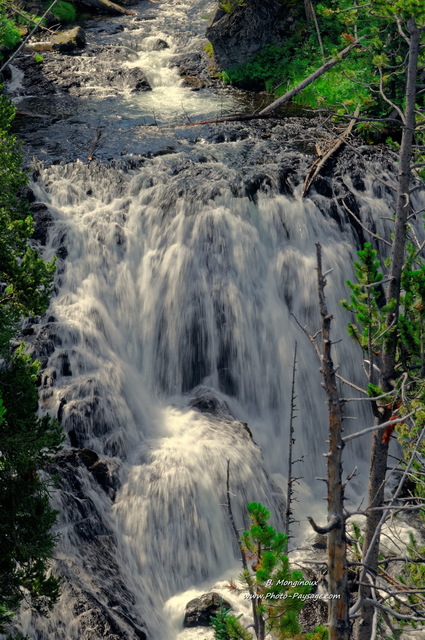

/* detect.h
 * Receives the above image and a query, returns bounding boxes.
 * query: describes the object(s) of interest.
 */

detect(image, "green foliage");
[46,0,76,24]
[210,606,252,640]
[34,54,43,63]
[219,2,234,13]
[343,236,425,563]
[0,95,56,355]
[400,534,425,603]
[204,42,214,58]
[239,502,311,638]
[0,93,61,633]
[0,349,63,633]
[0,6,21,52]
[340,243,386,363]
[302,626,329,640]
[220,0,424,121]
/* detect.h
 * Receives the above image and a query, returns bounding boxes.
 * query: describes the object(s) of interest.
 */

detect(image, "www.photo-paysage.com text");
[242,580,341,601]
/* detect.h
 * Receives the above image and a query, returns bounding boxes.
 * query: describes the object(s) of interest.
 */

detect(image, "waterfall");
[5,1,425,638]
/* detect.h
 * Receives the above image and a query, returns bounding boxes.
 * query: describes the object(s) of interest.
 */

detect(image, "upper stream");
[5,1,425,638]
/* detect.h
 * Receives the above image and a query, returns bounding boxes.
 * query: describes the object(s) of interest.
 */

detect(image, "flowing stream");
[5,1,425,638]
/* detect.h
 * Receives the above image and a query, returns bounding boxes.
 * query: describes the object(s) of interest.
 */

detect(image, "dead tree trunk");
[355,18,421,640]
[315,243,350,640]
[285,342,301,538]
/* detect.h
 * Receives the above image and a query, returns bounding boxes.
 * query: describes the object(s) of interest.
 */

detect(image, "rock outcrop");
[183,592,232,627]
[51,26,86,52]
[206,0,296,69]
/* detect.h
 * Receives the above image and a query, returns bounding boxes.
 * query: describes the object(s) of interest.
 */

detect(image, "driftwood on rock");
[302,103,360,197]
[72,0,135,16]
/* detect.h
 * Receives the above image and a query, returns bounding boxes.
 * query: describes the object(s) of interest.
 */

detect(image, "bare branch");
[341,389,396,403]
[307,515,341,534]
[291,313,321,360]
[378,67,406,124]
[362,598,425,622]
[341,201,392,245]
[342,411,415,443]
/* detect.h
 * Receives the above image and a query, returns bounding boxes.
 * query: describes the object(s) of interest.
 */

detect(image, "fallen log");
[72,0,136,16]
[156,39,363,129]
[258,40,362,116]
[302,103,360,197]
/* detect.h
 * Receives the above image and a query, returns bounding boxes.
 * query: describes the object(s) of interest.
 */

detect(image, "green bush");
[0,8,21,52]
[47,1,76,24]
[211,502,311,640]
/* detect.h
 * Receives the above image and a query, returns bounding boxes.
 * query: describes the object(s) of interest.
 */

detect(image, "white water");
[8,1,425,638]
[23,154,400,639]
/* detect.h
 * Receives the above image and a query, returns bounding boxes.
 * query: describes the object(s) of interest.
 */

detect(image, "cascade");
[4,1,425,638]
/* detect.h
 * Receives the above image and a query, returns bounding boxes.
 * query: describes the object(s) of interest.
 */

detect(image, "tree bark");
[355,18,420,640]
[316,244,350,640]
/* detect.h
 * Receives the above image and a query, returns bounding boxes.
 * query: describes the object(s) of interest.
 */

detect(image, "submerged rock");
[151,38,169,50]
[184,592,232,627]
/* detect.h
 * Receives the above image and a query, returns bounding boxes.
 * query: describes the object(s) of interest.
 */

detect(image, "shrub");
[0,8,21,52]
[47,1,76,24]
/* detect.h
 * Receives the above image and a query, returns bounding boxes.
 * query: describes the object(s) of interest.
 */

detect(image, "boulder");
[51,27,86,52]
[183,592,232,628]
[206,0,295,69]
[189,387,230,417]
[151,38,169,51]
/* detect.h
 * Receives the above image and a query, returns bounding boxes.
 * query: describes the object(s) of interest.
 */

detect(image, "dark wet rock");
[29,444,146,639]
[57,244,69,259]
[31,202,53,245]
[189,387,230,417]
[311,175,333,199]
[243,171,273,201]
[84,20,125,35]
[122,67,151,91]
[30,322,63,360]
[51,27,86,52]
[151,38,169,50]
[184,592,232,628]
[170,52,215,89]
[53,448,120,497]
[206,0,296,69]
[312,534,327,550]
[40,367,57,388]
[21,185,36,202]
[78,448,100,468]
[57,350,72,376]
[57,397,67,423]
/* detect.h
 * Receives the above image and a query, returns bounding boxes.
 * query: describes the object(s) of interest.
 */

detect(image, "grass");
[219,29,385,115]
